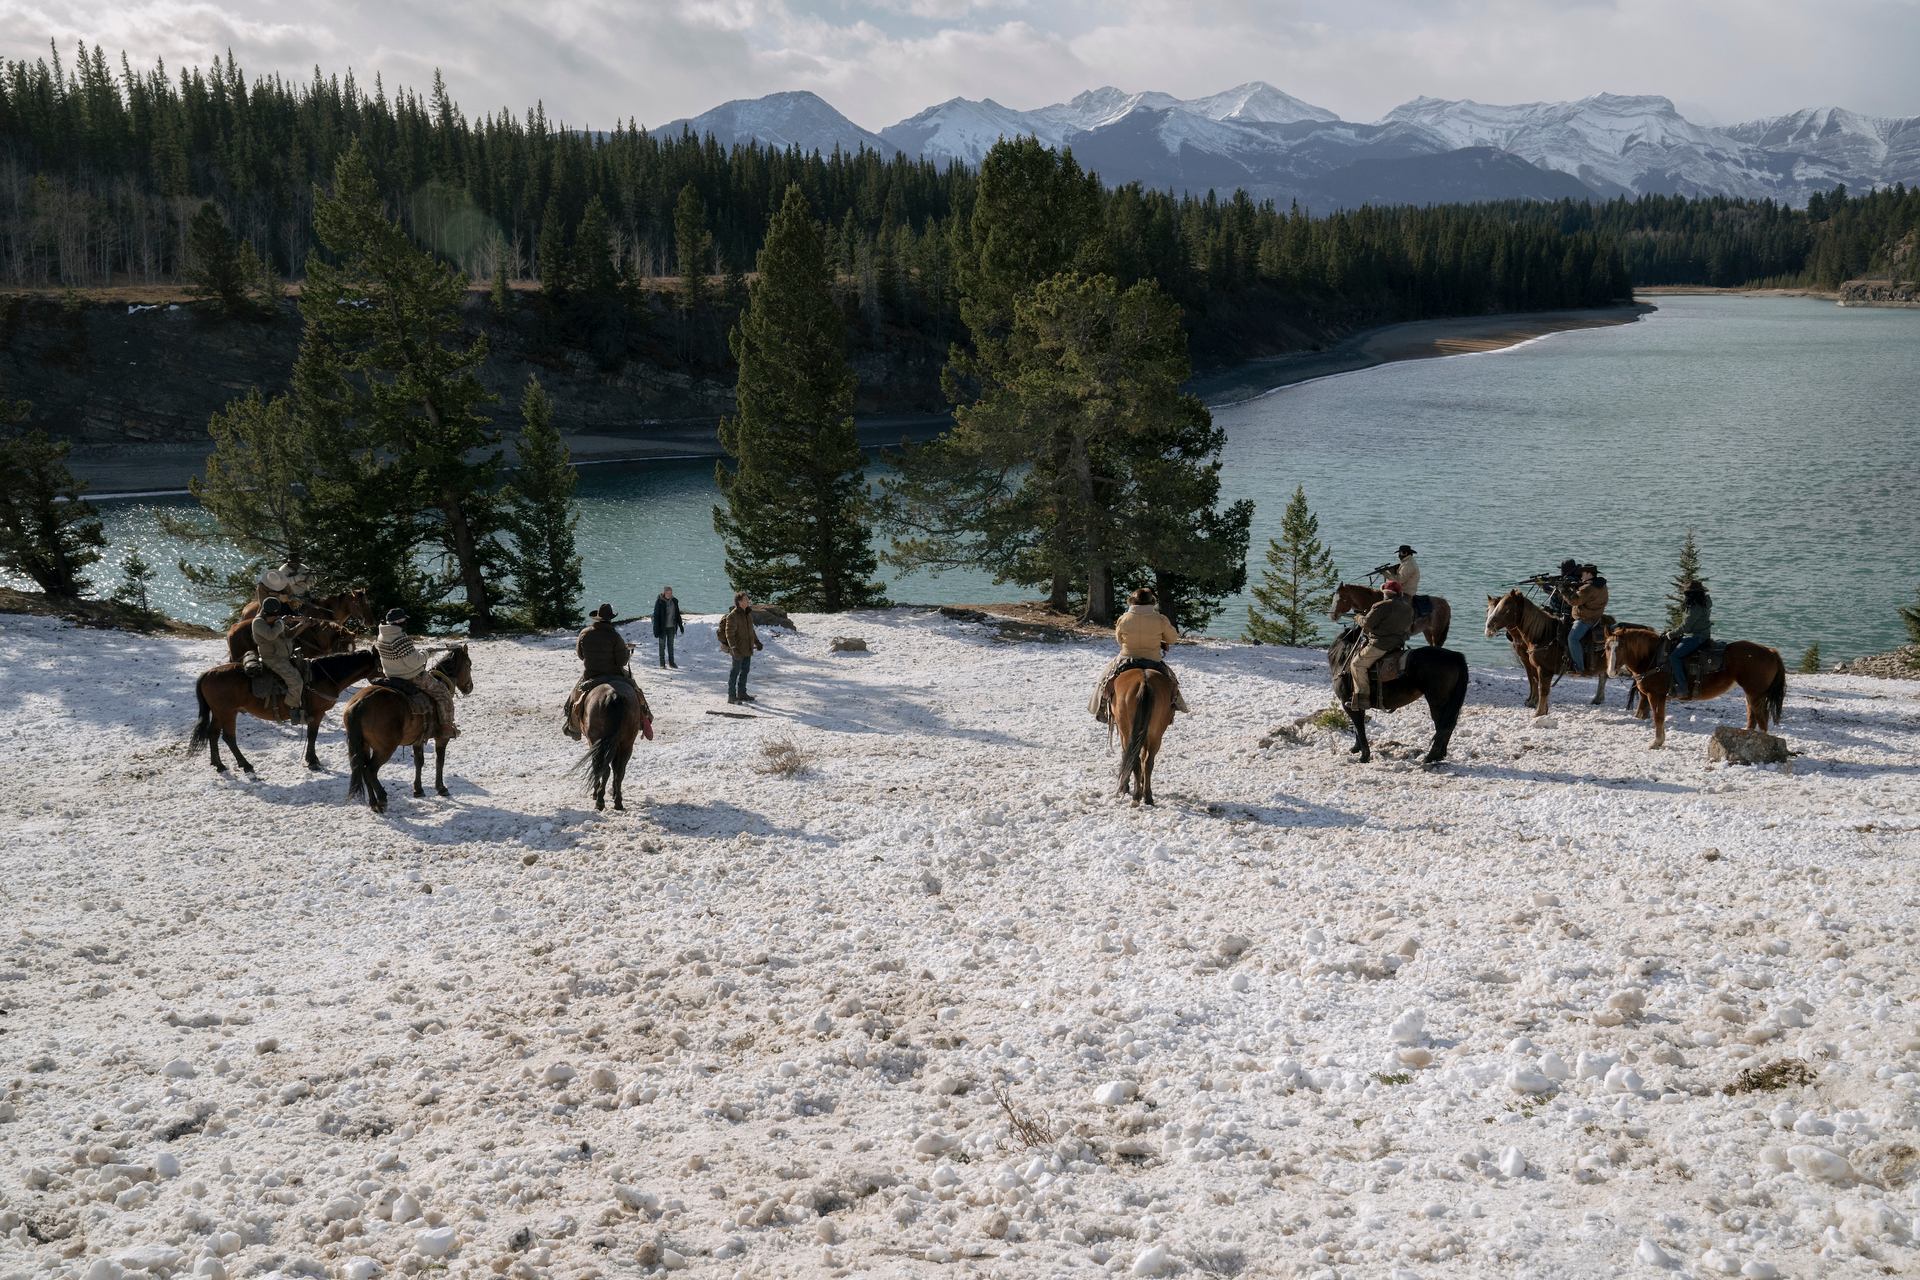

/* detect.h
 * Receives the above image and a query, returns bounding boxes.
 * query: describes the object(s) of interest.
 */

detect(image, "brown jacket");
[718,607,761,658]
[576,619,632,678]
[1115,605,1179,660]
[1570,581,1608,622]
[1359,596,1416,649]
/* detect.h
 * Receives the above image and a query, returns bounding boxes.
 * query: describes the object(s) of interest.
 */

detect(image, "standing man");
[565,603,634,738]
[1386,545,1420,596]
[1566,564,1608,673]
[652,587,685,669]
[376,608,458,739]
[251,597,306,724]
[1347,579,1415,711]
[717,591,763,705]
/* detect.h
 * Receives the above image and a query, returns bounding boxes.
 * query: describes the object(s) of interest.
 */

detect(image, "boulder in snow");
[1708,727,1789,765]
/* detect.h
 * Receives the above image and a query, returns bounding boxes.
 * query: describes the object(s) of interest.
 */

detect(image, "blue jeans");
[728,654,752,700]
[1568,620,1595,672]
[1668,635,1705,695]
[657,632,676,665]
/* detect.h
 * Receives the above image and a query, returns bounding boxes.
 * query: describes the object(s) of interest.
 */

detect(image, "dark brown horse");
[1111,667,1176,806]
[1484,589,1614,716]
[1606,628,1785,749]
[343,647,474,813]
[570,680,655,811]
[1329,630,1469,764]
[190,648,380,773]
[224,617,357,664]
[239,588,376,632]
[1331,582,1452,647]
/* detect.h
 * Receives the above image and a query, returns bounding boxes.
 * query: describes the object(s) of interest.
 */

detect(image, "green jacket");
[1671,599,1711,641]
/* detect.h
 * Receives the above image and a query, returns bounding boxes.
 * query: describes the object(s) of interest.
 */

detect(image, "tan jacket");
[1359,596,1416,649]
[1570,581,1609,622]
[1115,604,1179,660]
[251,614,298,664]
[718,607,761,658]
[1389,554,1420,596]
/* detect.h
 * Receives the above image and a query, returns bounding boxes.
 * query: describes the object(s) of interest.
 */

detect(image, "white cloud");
[1,0,1913,131]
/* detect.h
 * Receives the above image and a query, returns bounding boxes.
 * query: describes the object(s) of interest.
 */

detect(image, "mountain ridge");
[656,84,1918,209]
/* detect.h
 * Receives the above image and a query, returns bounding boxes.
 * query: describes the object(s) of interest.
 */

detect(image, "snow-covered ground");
[3,608,1918,1280]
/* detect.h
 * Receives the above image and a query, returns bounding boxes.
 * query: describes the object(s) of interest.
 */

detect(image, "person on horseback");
[250,597,307,724]
[376,608,459,740]
[1386,545,1420,596]
[1091,587,1188,723]
[1541,558,1582,616]
[1666,580,1712,698]
[1347,579,1415,710]
[565,603,634,739]
[1566,564,1609,673]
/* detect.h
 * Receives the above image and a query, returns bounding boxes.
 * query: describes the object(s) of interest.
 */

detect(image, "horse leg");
[223,711,254,774]
[1141,743,1157,807]
[434,739,449,797]
[305,707,322,771]
[1649,694,1667,749]
[1534,659,1552,718]
[1590,670,1606,706]
[1350,704,1371,763]
[612,747,628,812]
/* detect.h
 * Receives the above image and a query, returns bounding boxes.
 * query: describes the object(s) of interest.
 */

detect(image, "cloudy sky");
[6,1,1916,128]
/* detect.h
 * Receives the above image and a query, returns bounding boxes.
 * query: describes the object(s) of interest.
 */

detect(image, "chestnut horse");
[343,647,473,813]
[239,588,376,632]
[1484,589,1613,716]
[1605,628,1785,749]
[1328,629,1469,764]
[1331,583,1452,648]
[1111,667,1176,806]
[225,617,357,664]
[190,648,380,773]
[570,679,655,811]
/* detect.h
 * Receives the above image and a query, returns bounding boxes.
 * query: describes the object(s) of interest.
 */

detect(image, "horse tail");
[189,675,213,751]
[588,695,626,794]
[1118,678,1154,793]
[344,703,369,801]
[1436,650,1470,734]
[1765,653,1787,727]
[1430,600,1451,649]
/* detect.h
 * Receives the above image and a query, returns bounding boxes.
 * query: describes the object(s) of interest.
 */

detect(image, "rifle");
[1367,562,1398,579]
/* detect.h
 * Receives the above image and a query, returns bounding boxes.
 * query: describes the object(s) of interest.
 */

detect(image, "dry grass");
[991,1080,1057,1150]
[756,735,814,778]
[1725,1058,1817,1095]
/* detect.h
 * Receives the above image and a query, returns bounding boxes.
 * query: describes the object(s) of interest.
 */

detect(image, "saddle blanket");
[370,676,442,739]
[241,652,310,708]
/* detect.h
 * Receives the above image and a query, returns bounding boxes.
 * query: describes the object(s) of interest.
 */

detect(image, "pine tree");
[571,197,618,298]
[0,421,106,597]
[112,549,159,622]
[1796,642,1823,674]
[537,194,572,298]
[188,389,316,573]
[674,182,712,311]
[186,201,276,317]
[714,184,883,612]
[1666,529,1703,629]
[1246,486,1338,646]
[490,247,512,315]
[1900,587,1920,646]
[508,377,584,629]
[301,142,508,633]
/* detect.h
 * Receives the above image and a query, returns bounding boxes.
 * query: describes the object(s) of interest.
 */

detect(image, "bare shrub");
[991,1079,1056,1149]
[757,735,813,778]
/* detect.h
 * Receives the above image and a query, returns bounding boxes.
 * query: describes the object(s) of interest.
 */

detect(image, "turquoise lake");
[64,295,1920,667]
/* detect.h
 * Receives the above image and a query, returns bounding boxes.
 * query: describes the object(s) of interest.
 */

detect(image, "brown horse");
[1331,583,1452,647]
[1111,667,1176,806]
[225,617,358,664]
[1605,628,1785,749]
[571,680,655,811]
[343,647,474,813]
[1484,589,1613,716]
[239,588,376,632]
[190,648,380,773]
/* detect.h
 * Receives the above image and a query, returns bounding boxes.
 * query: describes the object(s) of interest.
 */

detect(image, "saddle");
[1411,594,1434,621]
[370,676,442,740]
[568,673,642,726]
[1551,616,1613,676]
[1332,628,1407,706]
[240,652,312,709]
[1660,638,1728,686]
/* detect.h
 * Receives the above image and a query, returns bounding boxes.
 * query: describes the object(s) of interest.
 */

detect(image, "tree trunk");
[440,487,493,637]
[1072,437,1113,625]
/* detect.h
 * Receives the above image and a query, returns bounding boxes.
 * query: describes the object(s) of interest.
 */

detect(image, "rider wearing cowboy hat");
[250,596,307,724]
[377,608,459,739]
[565,603,634,738]
[1386,545,1420,597]
[1348,578,1415,711]
[1566,563,1608,673]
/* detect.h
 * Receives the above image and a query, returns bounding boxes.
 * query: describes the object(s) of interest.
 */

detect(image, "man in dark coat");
[1347,579,1416,710]
[652,587,686,669]
[564,603,633,738]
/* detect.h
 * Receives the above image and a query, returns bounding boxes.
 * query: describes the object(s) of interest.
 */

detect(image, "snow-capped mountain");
[658,91,894,157]
[656,84,1920,209]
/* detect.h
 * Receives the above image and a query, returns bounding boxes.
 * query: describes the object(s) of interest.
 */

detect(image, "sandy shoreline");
[70,303,1652,495]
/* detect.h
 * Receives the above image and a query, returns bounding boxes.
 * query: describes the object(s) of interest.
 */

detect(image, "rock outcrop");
[1707,726,1791,765]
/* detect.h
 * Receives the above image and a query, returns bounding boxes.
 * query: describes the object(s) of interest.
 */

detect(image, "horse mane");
[1494,589,1557,643]
[309,648,377,683]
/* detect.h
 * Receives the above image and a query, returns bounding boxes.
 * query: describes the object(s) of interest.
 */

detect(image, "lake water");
[61,295,1920,667]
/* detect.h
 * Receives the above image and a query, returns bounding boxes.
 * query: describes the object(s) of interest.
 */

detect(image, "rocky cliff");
[1837,230,1920,308]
